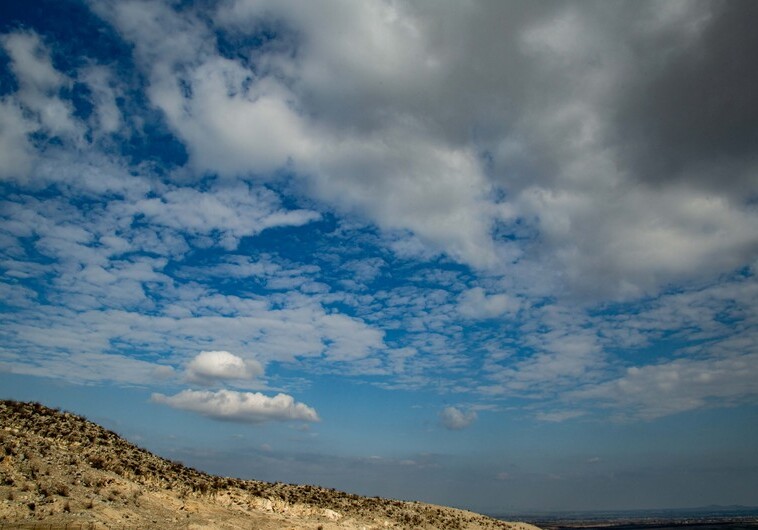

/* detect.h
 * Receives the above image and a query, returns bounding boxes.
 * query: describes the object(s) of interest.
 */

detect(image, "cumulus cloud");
[1,1,751,297]
[84,0,757,295]
[185,351,263,385]
[151,389,320,423]
[91,0,500,269]
[439,406,477,431]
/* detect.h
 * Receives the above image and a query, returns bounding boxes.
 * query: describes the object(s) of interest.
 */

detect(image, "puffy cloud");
[151,389,320,423]
[85,0,757,295]
[185,350,263,385]
[573,352,758,421]
[93,0,499,269]
[519,185,758,299]
[458,287,520,319]
[439,406,477,431]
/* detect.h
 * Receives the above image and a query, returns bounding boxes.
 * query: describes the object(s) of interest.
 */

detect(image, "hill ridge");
[0,400,537,529]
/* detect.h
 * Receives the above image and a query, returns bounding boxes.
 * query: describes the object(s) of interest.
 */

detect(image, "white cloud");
[439,406,477,430]
[8,2,756,297]
[94,0,500,270]
[0,100,37,180]
[185,350,263,384]
[519,185,758,299]
[152,389,320,423]
[458,287,520,319]
[573,352,758,420]
[79,65,123,134]
[0,350,174,386]
[0,31,81,141]
[1,32,65,91]
[2,1,758,428]
[480,305,607,399]
[87,0,758,292]
[116,184,320,250]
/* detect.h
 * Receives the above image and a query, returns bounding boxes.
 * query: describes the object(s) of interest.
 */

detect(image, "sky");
[1,0,757,514]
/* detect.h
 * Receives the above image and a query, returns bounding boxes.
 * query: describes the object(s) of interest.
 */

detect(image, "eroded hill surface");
[0,400,538,529]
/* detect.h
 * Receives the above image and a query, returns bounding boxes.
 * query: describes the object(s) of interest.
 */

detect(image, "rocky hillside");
[0,400,538,529]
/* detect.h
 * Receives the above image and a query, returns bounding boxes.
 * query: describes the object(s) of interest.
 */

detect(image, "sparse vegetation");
[0,400,533,529]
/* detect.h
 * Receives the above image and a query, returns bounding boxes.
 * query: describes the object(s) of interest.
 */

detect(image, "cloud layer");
[0,0,757,427]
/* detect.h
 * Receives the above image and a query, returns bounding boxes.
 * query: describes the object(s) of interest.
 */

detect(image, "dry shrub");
[54,482,70,497]
[90,455,107,470]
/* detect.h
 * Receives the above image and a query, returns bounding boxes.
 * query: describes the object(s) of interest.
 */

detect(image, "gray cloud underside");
[84,0,758,297]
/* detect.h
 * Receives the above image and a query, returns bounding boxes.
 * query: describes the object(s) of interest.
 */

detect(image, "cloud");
[480,309,606,399]
[573,352,758,420]
[535,410,585,423]
[0,31,81,142]
[0,351,174,386]
[612,1,758,199]
[458,287,520,319]
[88,0,756,295]
[1,31,64,90]
[0,100,37,180]
[2,1,758,429]
[78,65,123,135]
[5,2,757,298]
[116,184,321,250]
[185,350,263,385]
[439,406,477,431]
[93,0,500,269]
[151,389,320,423]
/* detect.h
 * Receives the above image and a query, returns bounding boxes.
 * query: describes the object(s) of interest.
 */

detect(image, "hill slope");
[0,400,537,529]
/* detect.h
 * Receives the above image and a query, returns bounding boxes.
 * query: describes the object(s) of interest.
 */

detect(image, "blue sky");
[1,0,757,513]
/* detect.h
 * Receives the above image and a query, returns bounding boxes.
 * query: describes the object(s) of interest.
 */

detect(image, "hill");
[0,400,538,529]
